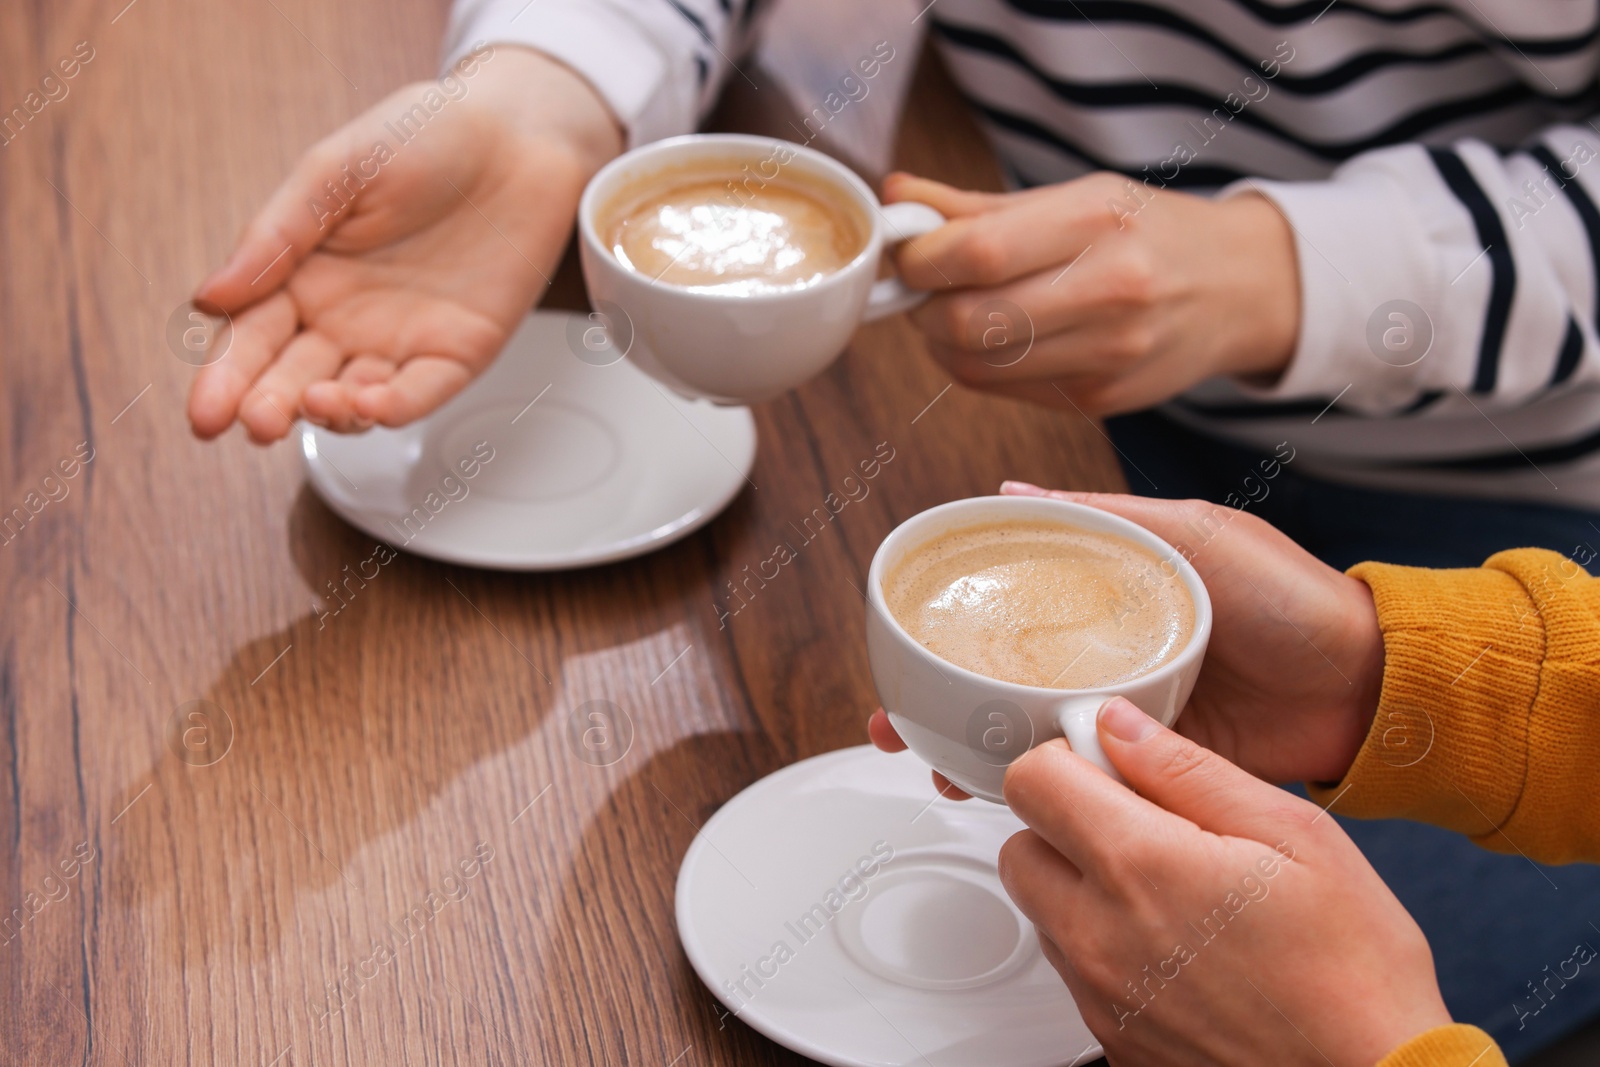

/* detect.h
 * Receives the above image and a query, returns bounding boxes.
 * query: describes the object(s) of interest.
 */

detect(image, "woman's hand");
[187,48,622,443]
[869,480,1386,791]
[1003,482,1384,785]
[1002,699,1454,1066]
[884,172,1300,416]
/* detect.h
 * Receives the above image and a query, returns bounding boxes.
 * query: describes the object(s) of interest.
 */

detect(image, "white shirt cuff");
[1220,161,1446,412]
[442,0,701,149]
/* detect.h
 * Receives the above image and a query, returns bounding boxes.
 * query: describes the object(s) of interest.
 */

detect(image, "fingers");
[239,330,347,443]
[1031,928,1101,1039]
[867,708,907,752]
[1001,482,1180,523]
[1001,827,1084,897]
[882,173,1012,219]
[1035,927,1072,979]
[194,136,348,313]
[1003,737,1182,873]
[931,770,972,802]
[352,355,473,427]
[894,176,1117,291]
[920,322,1151,399]
[908,248,1153,350]
[998,481,1302,564]
[302,355,393,432]
[1001,482,1226,547]
[1004,481,1099,501]
[1095,698,1304,839]
[186,292,298,440]
[866,709,974,800]
[999,828,1084,931]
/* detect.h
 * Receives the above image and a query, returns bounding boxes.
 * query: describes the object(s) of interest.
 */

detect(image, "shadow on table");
[101,480,762,969]
[536,727,809,1064]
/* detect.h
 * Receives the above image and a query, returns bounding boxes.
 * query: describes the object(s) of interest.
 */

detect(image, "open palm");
[188,75,600,442]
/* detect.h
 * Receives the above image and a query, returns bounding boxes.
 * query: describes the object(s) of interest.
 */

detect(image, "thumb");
[1097,697,1293,838]
[194,136,351,312]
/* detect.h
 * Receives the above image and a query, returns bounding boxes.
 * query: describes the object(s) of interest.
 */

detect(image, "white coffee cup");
[866,496,1213,804]
[577,133,945,404]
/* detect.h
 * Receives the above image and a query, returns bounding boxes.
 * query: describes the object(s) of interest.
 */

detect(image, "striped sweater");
[444,0,1600,509]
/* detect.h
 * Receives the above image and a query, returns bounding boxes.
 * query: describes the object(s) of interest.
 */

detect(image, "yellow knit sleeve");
[1377,1024,1506,1067]
[1308,548,1600,864]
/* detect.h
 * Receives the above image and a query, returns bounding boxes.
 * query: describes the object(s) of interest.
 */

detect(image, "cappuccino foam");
[883,520,1193,690]
[603,177,862,296]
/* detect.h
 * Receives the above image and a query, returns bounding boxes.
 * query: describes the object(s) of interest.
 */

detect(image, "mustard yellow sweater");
[1308,548,1600,1067]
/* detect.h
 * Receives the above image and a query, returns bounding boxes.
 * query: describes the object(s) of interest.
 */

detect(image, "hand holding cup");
[868,482,1386,796]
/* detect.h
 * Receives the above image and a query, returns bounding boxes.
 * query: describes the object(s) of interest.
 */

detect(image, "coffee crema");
[883,520,1194,690]
[601,175,864,296]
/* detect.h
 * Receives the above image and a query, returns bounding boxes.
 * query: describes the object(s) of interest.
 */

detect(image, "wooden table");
[0,3,1123,1063]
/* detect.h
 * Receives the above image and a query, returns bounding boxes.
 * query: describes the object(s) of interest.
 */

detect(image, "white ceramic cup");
[577,133,946,404]
[866,496,1213,804]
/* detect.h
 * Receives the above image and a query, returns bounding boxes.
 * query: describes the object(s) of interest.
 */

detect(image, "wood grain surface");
[0,3,1123,1064]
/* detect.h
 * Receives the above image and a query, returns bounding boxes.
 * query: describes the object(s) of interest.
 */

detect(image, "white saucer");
[300,311,757,570]
[676,745,1101,1067]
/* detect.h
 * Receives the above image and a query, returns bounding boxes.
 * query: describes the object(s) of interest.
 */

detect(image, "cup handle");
[861,200,947,322]
[1055,696,1127,785]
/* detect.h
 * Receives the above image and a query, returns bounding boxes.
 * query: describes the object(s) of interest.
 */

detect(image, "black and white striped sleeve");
[443,0,764,148]
[1227,123,1600,415]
